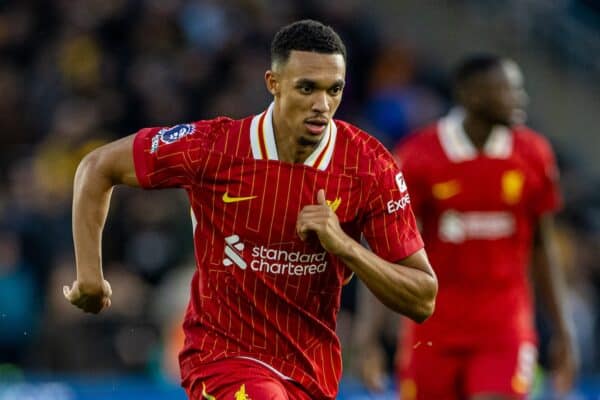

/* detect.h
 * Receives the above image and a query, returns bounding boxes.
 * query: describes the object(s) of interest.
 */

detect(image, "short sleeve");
[530,136,562,216]
[362,152,424,262]
[132,122,213,189]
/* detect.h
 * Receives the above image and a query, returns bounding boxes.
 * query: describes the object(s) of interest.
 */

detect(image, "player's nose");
[311,92,330,114]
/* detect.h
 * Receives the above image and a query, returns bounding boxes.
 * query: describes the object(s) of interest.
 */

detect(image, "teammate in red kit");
[357,55,577,400]
[63,20,437,400]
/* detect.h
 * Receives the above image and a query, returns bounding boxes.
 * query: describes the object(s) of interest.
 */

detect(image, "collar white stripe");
[250,110,264,159]
[261,103,279,160]
[315,120,337,170]
[249,102,337,170]
[484,125,513,158]
[438,108,513,162]
[303,119,337,170]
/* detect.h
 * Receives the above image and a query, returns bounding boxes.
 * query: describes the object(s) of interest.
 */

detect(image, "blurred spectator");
[149,259,195,382]
[0,229,39,365]
[34,256,156,373]
[364,39,446,147]
[0,63,32,169]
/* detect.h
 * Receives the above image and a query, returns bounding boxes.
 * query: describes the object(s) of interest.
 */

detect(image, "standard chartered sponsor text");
[250,245,328,275]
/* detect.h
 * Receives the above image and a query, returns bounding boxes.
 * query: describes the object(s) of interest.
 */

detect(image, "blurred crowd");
[0,0,598,386]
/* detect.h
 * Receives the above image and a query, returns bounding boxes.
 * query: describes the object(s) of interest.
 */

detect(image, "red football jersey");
[396,109,561,348]
[132,103,423,399]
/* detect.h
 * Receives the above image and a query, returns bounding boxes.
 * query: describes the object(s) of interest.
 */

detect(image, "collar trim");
[438,108,513,162]
[250,103,337,170]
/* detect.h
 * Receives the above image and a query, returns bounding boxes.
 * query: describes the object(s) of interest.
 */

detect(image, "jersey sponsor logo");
[250,245,328,275]
[502,169,524,205]
[439,210,516,243]
[432,179,461,200]
[395,172,408,193]
[234,384,251,400]
[387,194,411,214]
[222,192,258,203]
[223,234,328,276]
[326,197,342,212]
[223,234,247,269]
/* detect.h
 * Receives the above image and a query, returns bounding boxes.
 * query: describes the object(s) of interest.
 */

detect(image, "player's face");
[471,61,528,126]
[266,50,346,145]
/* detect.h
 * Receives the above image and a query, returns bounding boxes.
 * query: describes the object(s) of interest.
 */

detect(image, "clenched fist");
[63,279,112,314]
[296,189,350,256]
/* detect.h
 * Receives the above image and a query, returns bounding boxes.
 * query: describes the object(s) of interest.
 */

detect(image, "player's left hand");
[549,332,579,395]
[296,189,350,255]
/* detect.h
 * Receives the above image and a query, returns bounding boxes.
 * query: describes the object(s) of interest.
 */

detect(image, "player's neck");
[462,114,494,150]
[274,131,317,164]
[272,110,318,164]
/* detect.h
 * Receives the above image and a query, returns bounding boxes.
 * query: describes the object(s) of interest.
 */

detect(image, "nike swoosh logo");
[222,192,258,203]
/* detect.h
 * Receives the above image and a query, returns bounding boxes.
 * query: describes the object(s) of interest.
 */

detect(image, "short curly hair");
[271,20,346,67]
[453,54,503,88]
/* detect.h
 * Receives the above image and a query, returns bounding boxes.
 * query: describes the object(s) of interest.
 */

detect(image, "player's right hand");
[63,279,112,314]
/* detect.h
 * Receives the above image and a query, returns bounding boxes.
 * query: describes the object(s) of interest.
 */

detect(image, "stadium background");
[0,0,598,398]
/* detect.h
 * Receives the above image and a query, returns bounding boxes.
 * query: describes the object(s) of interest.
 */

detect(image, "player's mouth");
[304,118,328,135]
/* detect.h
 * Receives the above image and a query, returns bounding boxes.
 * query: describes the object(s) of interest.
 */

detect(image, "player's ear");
[265,70,280,96]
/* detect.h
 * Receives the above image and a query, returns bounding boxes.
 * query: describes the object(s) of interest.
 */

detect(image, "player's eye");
[298,85,313,95]
[328,85,343,96]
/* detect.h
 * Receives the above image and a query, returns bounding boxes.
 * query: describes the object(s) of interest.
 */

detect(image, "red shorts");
[398,340,537,400]
[182,357,312,400]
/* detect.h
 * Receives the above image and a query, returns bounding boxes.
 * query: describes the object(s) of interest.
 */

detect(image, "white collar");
[249,102,337,170]
[438,108,513,162]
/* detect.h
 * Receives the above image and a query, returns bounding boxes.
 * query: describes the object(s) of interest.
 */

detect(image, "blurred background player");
[63,20,437,400]
[355,55,578,400]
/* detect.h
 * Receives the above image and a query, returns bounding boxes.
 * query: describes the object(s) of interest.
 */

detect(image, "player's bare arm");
[531,214,578,394]
[64,134,139,314]
[297,189,437,322]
